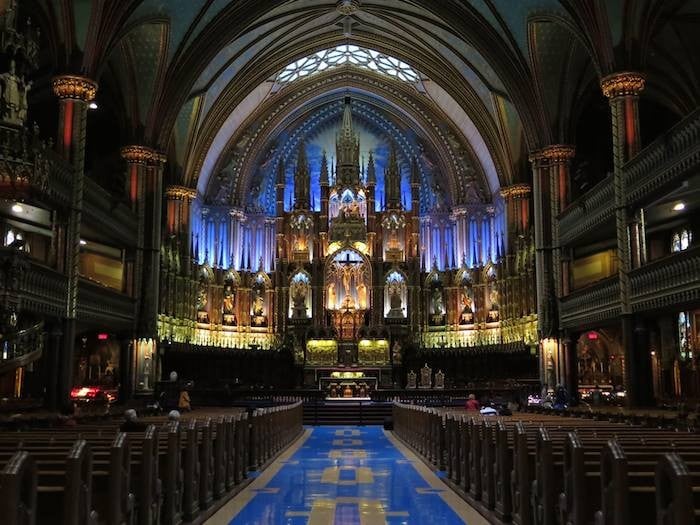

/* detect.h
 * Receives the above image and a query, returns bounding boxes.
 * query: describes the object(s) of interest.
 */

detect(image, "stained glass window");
[276,45,420,85]
[671,228,692,253]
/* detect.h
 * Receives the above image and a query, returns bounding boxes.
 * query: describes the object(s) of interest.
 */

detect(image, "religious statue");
[0,60,22,124]
[460,286,474,324]
[222,285,236,325]
[357,281,367,309]
[290,279,308,318]
[392,340,402,365]
[342,266,352,298]
[252,288,265,317]
[223,285,235,314]
[419,363,432,389]
[327,282,337,309]
[387,280,404,318]
[196,285,209,322]
[431,287,444,316]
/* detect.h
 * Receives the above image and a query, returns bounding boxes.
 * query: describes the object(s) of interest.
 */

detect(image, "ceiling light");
[673,202,685,211]
[11,203,23,213]
[79,239,87,246]
[88,102,98,110]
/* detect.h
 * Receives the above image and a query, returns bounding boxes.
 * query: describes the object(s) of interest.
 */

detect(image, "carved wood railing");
[558,177,615,246]
[624,107,700,203]
[559,108,700,247]
[559,276,620,328]
[77,278,135,327]
[43,148,138,245]
[630,245,700,312]
[0,319,44,375]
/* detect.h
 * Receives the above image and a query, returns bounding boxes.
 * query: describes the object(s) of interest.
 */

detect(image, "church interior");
[1,0,700,523]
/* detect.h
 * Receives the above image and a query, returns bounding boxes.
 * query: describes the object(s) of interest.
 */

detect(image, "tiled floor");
[206,426,487,525]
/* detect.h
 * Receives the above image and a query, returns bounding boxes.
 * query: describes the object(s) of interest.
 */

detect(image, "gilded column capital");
[166,185,197,201]
[500,183,531,199]
[121,145,155,164]
[528,145,575,165]
[600,71,645,98]
[51,75,98,101]
[539,144,575,162]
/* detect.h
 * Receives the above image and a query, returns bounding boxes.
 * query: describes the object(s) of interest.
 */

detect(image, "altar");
[320,371,379,398]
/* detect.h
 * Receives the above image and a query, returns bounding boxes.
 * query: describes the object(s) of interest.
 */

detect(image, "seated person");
[178,389,192,412]
[465,394,480,411]
[120,409,147,432]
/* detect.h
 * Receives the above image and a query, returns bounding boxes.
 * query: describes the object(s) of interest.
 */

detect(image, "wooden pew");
[0,451,37,525]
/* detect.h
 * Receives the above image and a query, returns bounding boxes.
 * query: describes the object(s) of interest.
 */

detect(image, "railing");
[559,276,620,328]
[624,107,700,203]
[0,248,67,317]
[559,109,700,247]
[43,148,137,245]
[558,176,615,246]
[630,245,700,312]
[77,278,135,327]
[0,319,44,375]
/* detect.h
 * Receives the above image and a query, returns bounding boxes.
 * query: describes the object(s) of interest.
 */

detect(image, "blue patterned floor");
[219,426,477,525]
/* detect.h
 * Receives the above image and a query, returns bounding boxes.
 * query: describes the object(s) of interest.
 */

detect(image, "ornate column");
[529,152,554,340]
[52,74,97,411]
[499,183,531,321]
[541,145,575,300]
[601,71,650,405]
[120,146,150,304]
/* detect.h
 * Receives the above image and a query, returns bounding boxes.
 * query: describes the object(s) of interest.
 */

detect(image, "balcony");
[559,276,620,329]
[78,278,135,328]
[558,108,700,248]
[630,245,700,313]
[0,249,135,327]
[44,149,138,245]
[558,176,615,246]
[624,108,700,204]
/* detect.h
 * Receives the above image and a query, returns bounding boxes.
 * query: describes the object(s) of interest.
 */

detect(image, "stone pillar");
[541,145,575,300]
[499,183,531,321]
[51,75,97,411]
[120,146,150,307]
[529,153,555,340]
[165,185,197,264]
[601,71,650,405]
[145,153,166,336]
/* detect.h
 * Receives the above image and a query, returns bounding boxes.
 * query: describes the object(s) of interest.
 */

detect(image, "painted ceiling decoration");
[31,0,700,208]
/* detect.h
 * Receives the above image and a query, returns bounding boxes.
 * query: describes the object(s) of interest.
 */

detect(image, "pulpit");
[419,363,432,389]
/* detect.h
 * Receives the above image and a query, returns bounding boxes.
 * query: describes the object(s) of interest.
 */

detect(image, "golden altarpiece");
[157,100,536,396]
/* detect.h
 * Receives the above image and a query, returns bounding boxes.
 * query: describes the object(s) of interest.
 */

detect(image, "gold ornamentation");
[500,183,531,198]
[120,145,154,164]
[336,0,360,15]
[600,72,645,98]
[51,75,98,101]
[528,145,575,164]
[121,145,167,165]
[165,185,197,201]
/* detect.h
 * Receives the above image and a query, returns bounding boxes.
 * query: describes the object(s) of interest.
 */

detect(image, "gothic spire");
[294,142,310,208]
[385,144,401,208]
[335,97,360,185]
[367,150,376,184]
[320,150,329,185]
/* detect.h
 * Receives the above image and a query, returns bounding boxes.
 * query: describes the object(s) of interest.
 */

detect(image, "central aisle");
[207,426,487,525]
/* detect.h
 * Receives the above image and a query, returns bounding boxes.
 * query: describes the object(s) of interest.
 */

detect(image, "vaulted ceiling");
[28,0,700,205]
